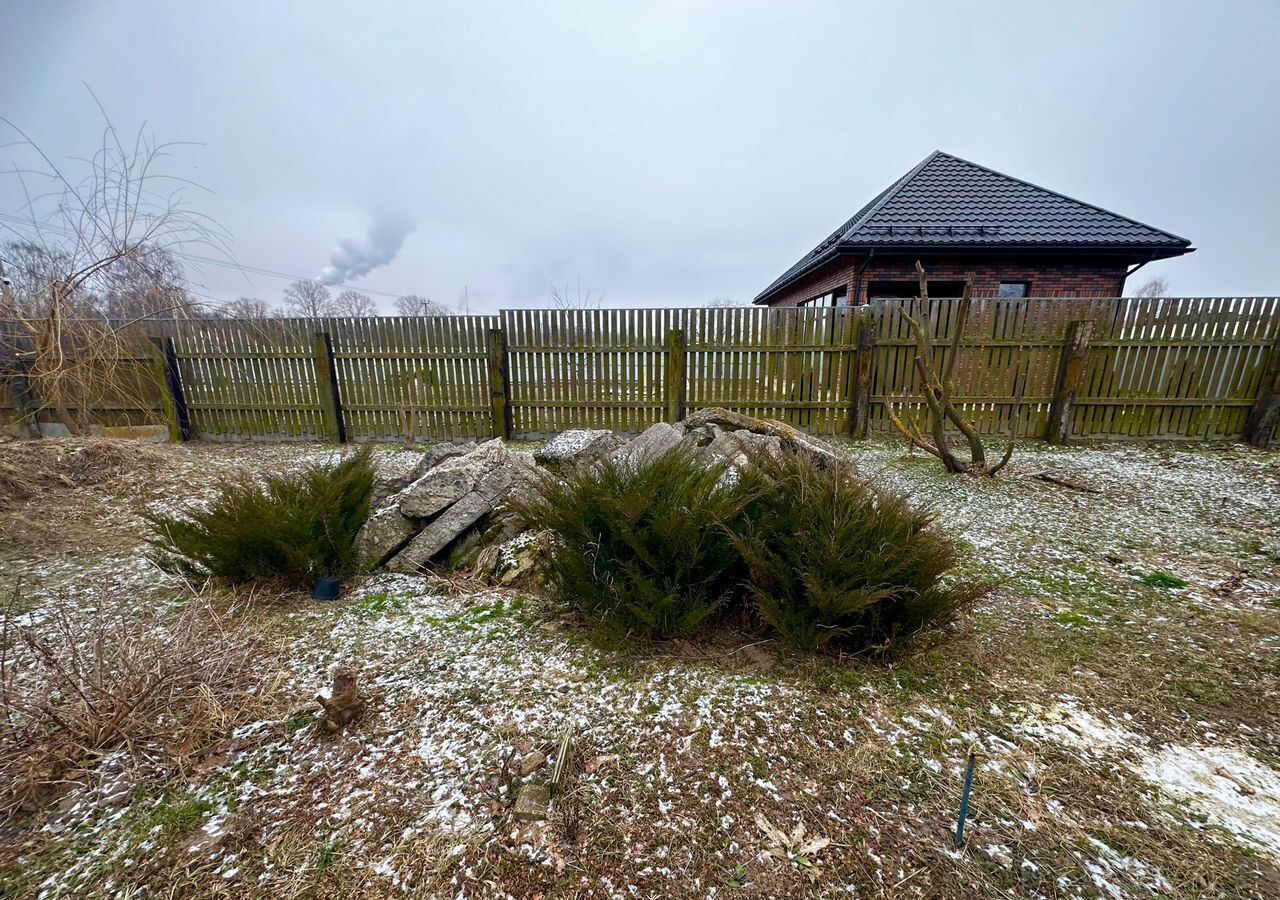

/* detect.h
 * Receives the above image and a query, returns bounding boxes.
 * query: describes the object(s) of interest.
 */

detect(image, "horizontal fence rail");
[2,297,1278,445]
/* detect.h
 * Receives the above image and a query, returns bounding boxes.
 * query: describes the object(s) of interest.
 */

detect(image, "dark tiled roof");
[755,151,1193,303]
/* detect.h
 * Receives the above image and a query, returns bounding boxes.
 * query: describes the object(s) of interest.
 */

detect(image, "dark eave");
[752,242,1194,305]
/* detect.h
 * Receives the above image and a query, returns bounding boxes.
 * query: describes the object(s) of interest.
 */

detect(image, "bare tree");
[93,246,195,320]
[393,294,452,317]
[705,297,747,308]
[0,241,71,317]
[886,262,1025,476]
[220,297,273,319]
[281,279,333,318]
[0,100,228,433]
[1134,276,1169,297]
[333,289,378,317]
[549,277,601,309]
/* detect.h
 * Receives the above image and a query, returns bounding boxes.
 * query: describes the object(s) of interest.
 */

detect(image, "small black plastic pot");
[313,576,341,601]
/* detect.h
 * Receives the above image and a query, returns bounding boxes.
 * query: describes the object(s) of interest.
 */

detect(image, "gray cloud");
[2,2,1279,310]
[317,212,415,286]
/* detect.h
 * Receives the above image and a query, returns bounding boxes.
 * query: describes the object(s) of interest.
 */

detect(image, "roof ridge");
[918,151,1191,245]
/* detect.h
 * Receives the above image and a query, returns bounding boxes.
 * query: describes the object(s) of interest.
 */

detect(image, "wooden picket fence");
[2,296,1278,445]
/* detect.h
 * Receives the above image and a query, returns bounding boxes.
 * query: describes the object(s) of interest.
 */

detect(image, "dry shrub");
[0,592,277,812]
[0,438,168,505]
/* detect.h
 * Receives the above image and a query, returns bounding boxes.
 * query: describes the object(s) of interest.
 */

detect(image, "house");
[754,151,1192,307]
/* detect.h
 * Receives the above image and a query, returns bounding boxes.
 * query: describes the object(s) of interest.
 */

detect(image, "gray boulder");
[371,451,429,506]
[397,439,511,519]
[380,439,546,573]
[682,407,842,463]
[473,531,553,587]
[408,441,475,480]
[704,429,784,468]
[387,492,493,573]
[684,423,722,447]
[533,429,623,475]
[610,421,687,470]
[355,504,419,571]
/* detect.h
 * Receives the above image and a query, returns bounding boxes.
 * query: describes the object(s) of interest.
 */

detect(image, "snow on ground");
[1,436,1278,898]
[1020,700,1280,862]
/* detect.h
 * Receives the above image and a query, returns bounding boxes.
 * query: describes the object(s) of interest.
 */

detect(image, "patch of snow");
[1019,699,1139,755]
[1021,700,1280,862]
[1138,744,1280,860]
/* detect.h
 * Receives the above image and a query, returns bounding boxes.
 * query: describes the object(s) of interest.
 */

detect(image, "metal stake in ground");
[955,746,978,848]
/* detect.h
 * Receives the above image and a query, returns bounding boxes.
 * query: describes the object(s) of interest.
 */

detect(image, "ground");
[0,435,1277,899]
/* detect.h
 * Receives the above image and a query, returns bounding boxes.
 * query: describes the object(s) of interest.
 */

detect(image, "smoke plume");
[317,212,415,285]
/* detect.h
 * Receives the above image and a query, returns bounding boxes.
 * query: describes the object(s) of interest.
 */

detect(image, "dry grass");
[0,438,168,505]
[0,587,281,813]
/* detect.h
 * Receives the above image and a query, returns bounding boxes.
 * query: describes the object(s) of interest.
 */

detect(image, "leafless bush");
[548,276,601,309]
[0,590,277,812]
[0,98,228,433]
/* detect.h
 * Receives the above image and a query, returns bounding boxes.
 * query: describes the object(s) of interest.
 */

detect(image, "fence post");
[665,328,687,424]
[1047,319,1094,444]
[849,310,877,438]
[149,335,191,442]
[8,374,40,438]
[1245,333,1280,447]
[312,331,346,444]
[486,327,512,440]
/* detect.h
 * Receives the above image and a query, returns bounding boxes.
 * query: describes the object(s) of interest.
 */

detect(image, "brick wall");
[761,254,1129,306]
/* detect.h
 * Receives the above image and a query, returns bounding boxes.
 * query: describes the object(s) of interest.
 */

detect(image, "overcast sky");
[2,1,1278,313]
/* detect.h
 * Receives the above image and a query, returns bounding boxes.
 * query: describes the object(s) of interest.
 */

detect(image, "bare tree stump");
[316,668,363,732]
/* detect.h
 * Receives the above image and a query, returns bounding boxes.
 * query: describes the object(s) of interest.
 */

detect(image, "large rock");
[533,429,623,476]
[475,452,541,504]
[704,429,784,468]
[371,452,429,506]
[387,492,493,573]
[682,407,842,463]
[398,439,510,519]
[609,421,687,470]
[374,439,549,574]
[409,441,475,480]
[473,531,553,587]
[355,504,420,571]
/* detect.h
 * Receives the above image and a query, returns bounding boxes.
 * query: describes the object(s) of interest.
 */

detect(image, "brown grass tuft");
[0,589,279,812]
[0,438,168,506]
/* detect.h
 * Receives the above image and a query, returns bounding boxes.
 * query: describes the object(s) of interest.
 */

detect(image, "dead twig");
[1024,470,1102,494]
[0,588,277,812]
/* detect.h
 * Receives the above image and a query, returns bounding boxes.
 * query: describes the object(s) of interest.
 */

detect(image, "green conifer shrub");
[515,448,757,639]
[732,451,984,653]
[146,447,375,589]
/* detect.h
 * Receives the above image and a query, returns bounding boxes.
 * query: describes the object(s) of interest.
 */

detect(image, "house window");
[867,280,967,300]
[997,282,1029,299]
[799,288,848,308]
